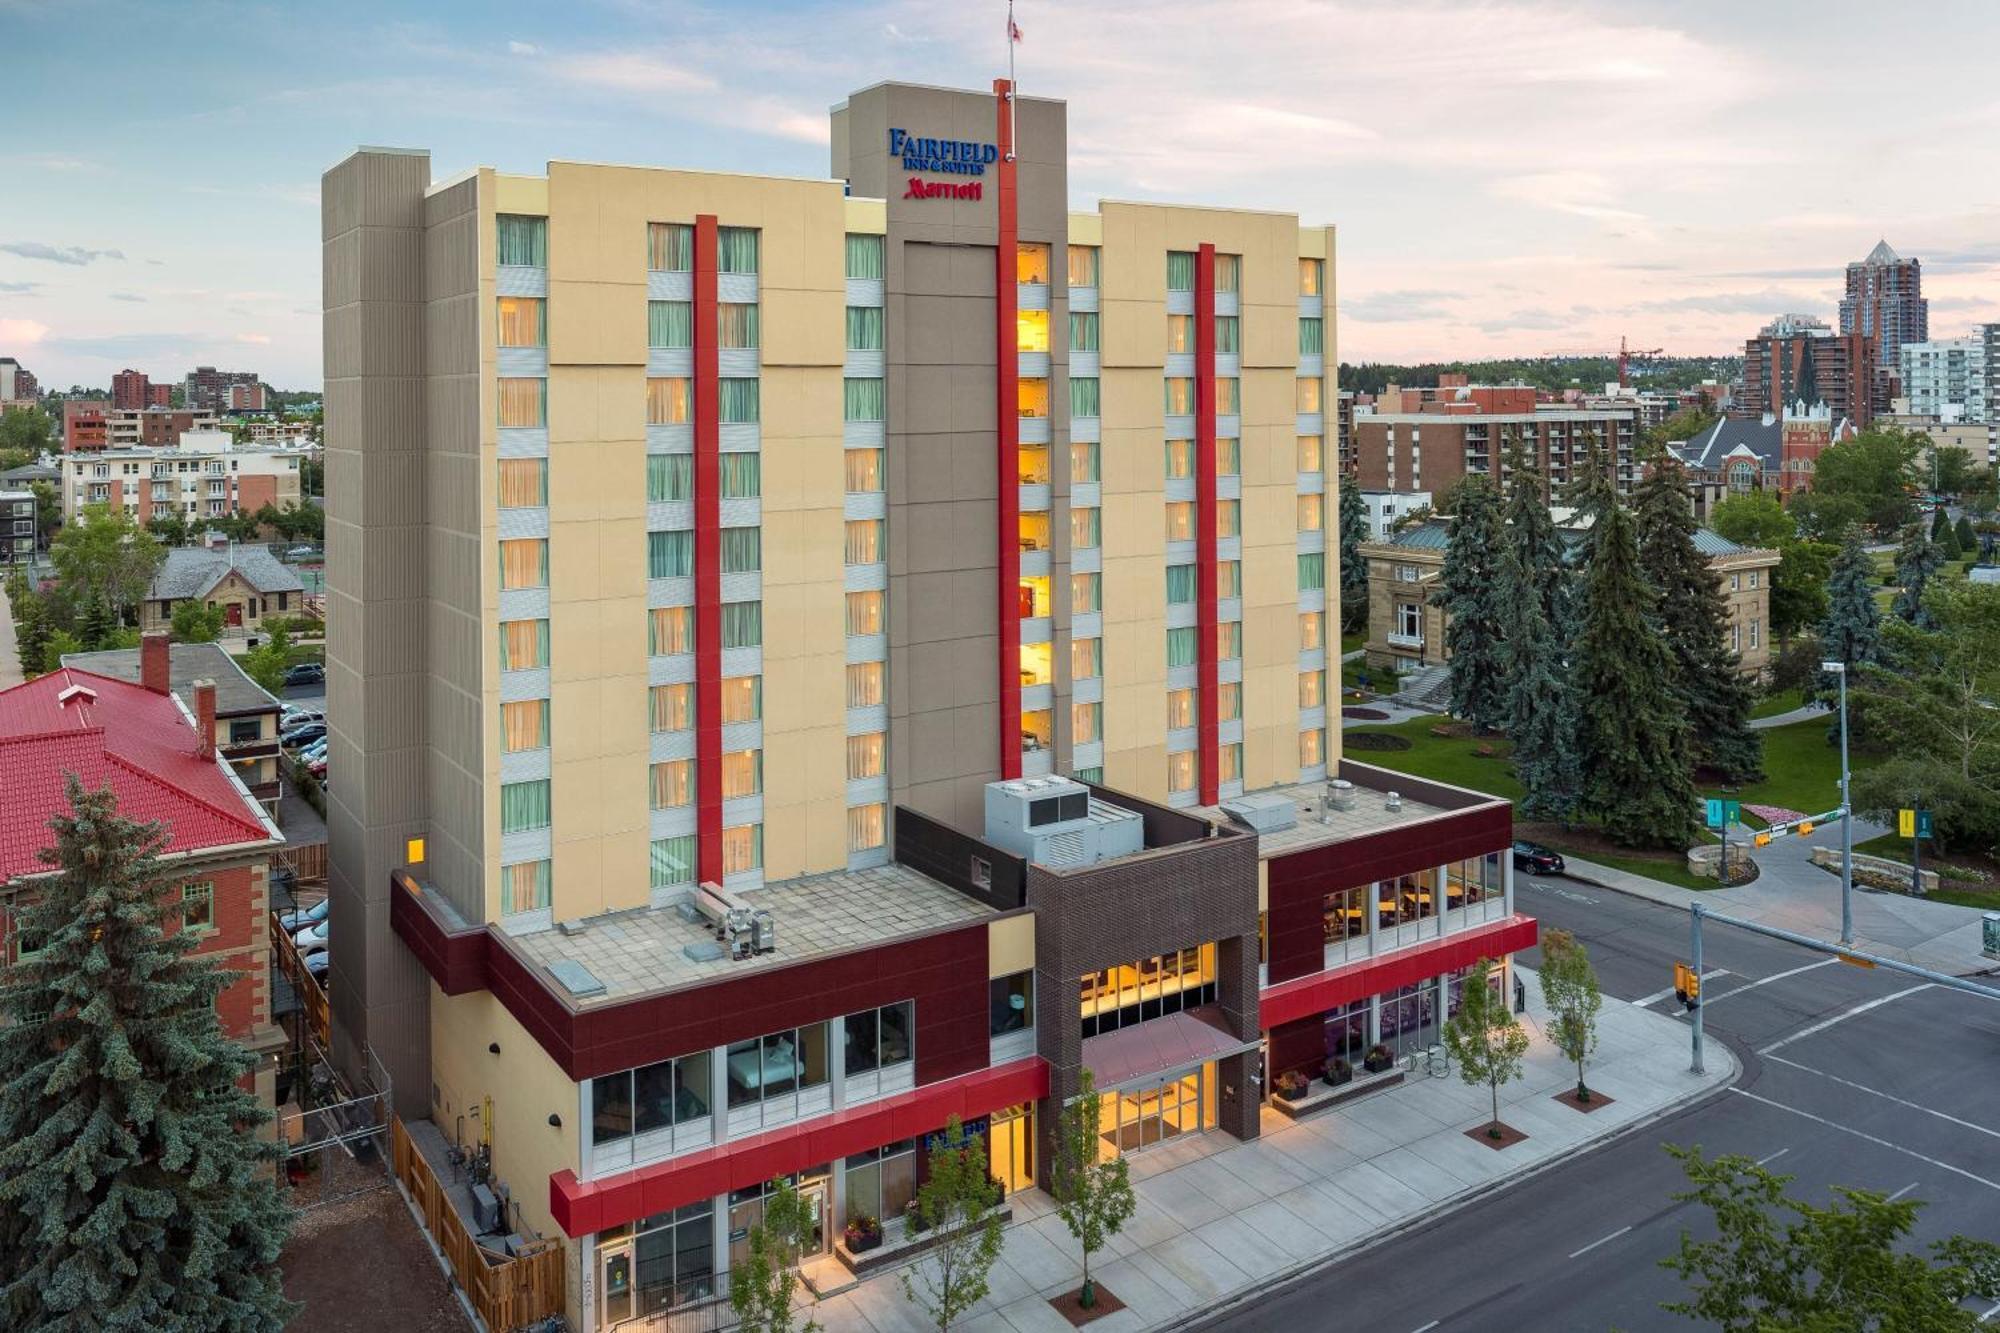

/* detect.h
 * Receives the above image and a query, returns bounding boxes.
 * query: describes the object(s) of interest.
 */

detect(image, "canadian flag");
[1009,16,1023,42]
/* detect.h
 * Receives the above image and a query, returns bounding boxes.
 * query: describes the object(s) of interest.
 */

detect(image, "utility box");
[1984,912,2000,960]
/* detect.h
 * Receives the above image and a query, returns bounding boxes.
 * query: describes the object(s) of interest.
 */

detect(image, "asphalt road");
[1199,872,2000,1331]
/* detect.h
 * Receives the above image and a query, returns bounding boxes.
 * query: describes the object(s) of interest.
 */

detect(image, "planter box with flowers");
[1270,1054,1404,1120]
[843,1214,882,1254]
[834,1196,1015,1278]
[1362,1044,1396,1074]
[1273,1069,1313,1102]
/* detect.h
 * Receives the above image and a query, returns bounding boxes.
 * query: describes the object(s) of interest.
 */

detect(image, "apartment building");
[105,407,223,447]
[184,365,263,410]
[1898,336,1986,423]
[1349,406,1642,498]
[326,79,1529,1331]
[111,368,173,410]
[0,356,36,402]
[1841,240,1926,413]
[1739,314,1873,427]
[0,488,34,563]
[60,430,306,523]
[62,399,108,450]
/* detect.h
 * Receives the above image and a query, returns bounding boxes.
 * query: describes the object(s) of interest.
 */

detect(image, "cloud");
[508,40,539,56]
[0,241,125,265]
[1472,308,1575,334]
[547,50,715,95]
[0,280,41,294]
[0,318,49,345]
[1490,172,1649,227]
[1638,288,1822,316]
[1344,290,1459,324]
[235,333,273,345]
[108,291,147,303]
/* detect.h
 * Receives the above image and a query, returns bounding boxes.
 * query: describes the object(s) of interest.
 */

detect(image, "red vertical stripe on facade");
[694,215,724,884]
[1195,244,1219,804]
[994,79,1022,781]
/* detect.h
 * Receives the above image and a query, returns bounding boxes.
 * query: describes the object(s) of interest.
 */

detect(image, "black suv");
[282,662,325,687]
[1511,841,1565,875]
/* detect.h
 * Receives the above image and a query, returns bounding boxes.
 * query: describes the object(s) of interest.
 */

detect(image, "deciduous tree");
[1434,474,1507,731]
[50,503,164,624]
[1051,1069,1136,1310]
[1537,930,1603,1103]
[1708,491,1793,549]
[171,599,226,644]
[1443,958,1530,1140]
[728,1177,820,1333]
[899,1117,1005,1333]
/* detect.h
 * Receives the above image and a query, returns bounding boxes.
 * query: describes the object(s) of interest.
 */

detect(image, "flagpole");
[1007,0,1017,156]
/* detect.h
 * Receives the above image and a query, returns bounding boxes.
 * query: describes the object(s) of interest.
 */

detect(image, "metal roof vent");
[1385,791,1403,812]
[1327,779,1356,812]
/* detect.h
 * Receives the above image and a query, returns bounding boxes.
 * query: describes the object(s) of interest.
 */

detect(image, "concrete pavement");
[0,578,24,689]
[812,964,1732,1333]
[1750,702,1827,729]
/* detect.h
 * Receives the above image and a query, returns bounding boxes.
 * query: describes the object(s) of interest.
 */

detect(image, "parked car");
[1511,841,1565,875]
[287,545,320,559]
[295,919,329,950]
[281,722,326,748]
[279,897,328,934]
[282,662,325,687]
[299,737,328,759]
[307,758,328,779]
[300,945,331,980]
[279,707,324,730]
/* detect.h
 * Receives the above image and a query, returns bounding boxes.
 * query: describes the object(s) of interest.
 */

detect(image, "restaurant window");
[498,458,546,509]
[1067,245,1100,288]
[647,222,693,271]
[497,297,546,348]
[500,860,552,916]
[720,675,761,724]
[651,760,694,810]
[846,661,884,708]
[847,803,887,853]
[1080,945,1217,1037]
[647,454,692,502]
[647,377,692,425]
[1300,257,1324,296]
[651,835,697,889]
[649,300,693,349]
[502,699,550,753]
[1017,242,1051,285]
[497,214,547,267]
[498,379,546,429]
[650,683,693,733]
[845,233,884,280]
[650,606,693,656]
[842,1140,917,1231]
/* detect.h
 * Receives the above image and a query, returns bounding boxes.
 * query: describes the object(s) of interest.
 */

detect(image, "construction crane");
[1540,336,1664,388]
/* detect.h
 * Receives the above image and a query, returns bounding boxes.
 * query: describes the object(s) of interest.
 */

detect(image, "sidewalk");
[0,578,23,689]
[814,965,1733,1333]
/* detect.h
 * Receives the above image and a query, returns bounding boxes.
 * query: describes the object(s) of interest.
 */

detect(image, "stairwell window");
[648,301,693,348]
[498,379,546,429]
[648,223,693,272]
[502,699,550,753]
[650,606,693,656]
[497,297,546,347]
[1167,251,1194,292]
[497,215,547,267]
[651,761,694,810]
[500,619,549,672]
[846,306,884,351]
[649,530,693,579]
[647,377,692,426]
[845,233,885,280]
[648,454,693,502]
[845,519,884,565]
[499,539,547,590]
[1067,245,1100,288]
[722,601,763,649]
[718,303,759,349]
[717,227,759,274]
[720,676,761,723]
[719,379,760,423]
[500,779,551,833]
[500,860,552,916]
[844,378,884,422]
[651,684,692,733]
[498,458,546,509]
[720,527,761,574]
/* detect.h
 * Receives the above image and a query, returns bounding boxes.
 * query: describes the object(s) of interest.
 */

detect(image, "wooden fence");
[390,1118,566,1332]
[275,841,327,885]
[269,910,329,1048]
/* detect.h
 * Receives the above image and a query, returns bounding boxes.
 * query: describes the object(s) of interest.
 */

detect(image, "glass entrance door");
[1097,1063,1216,1159]
[798,1179,830,1259]
[599,1239,634,1327]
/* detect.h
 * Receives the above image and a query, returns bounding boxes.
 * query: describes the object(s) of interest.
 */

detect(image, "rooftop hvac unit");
[982,776,1143,868]
[1220,792,1298,835]
[694,881,771,959]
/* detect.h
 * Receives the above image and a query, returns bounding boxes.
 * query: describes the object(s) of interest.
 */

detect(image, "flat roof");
[1201,763,1504,861]
[506,862,996,1007]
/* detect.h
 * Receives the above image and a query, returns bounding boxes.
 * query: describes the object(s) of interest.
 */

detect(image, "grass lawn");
[1340,630,1365,657]
[1852,831,2000,912]
[1750,688,1805,719]
[1697,717,1873,827]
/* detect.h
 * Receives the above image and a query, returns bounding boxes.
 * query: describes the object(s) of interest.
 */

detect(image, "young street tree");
[1574,499,1700,849]
[1659,1147,2000,1331]
[899,1117,1006,1333]
[728,1176,820,1333]
[1337,474,1369,634]
[1434,473,1508,731]
[1891,519,1945,627]
[1633,460,1762,781]
[1050,1068,1136,1310]
[1537,930,1603,1103]
[0,777,294,1331]
[1443,957,1531,1140]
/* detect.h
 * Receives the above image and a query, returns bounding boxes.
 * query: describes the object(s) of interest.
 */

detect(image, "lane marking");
[1888,1182,1919,1201]
[1759,985,1933,1054]
[1633,970,1729,1007]
[1409,1322,1440,1333]
[1567,1225,1633,1259]
[1730,1089,2000,1193]
[1765,1054,2000,1143]
[1694,957,1839,1007]
[1756,1147,1790,1166]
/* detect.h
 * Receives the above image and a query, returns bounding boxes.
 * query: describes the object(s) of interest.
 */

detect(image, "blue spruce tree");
[1435,474,1508,731]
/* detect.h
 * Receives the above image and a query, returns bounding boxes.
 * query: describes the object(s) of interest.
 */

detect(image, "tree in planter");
[1443,957,1530,1140]
[1537,929,1603,1104]
[1434,473,1508,731]
[728,1176,821,1333]
[1051,1068,1136,1310]
[1658,1146,2000,1330]
[899,1117,1006,1333]
[0,777,295,1331]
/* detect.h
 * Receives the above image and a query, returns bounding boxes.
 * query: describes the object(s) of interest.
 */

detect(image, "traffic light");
[1673,961,1701,1008]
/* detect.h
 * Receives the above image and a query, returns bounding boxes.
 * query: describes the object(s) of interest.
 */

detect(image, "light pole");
[1821,659,1853,947]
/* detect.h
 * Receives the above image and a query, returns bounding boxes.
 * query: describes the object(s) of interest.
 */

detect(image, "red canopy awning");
[1081,1006,1259,1091]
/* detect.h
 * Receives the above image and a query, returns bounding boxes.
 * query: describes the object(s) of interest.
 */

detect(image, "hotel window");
[1300,257,1324,296]
[722,600,762,648]
[1299,494,1325,532]
[1072,637,1101,680]
[1214,315,1239,355]
[500,860,552,916]
[1167,314,1194,354]
[845,448,883,493]
[846,661,884,708]
[1218,499,1240,538]
[1167,751,1197,793]
[848,803,887,853]
[650,683,693,733]
[648,529,693,579]
[1070,377,1100,420]
[720,452,760,498]
[1218,560,1241,598]
[1071,507,1100,550]
[502,699,549,753]
[1300,611,1324,650]
[500,779,551,833]
[500,619,549,672]
[1167,688,1194,729]
[717,226,758,274]
[1067,244,1100,288]
[1218,621,1242,661]
[1299,670,1325,709]
[1072,572,1101,614]
[1166,626,1197,669]
[1070,311,1099,352]
[1017,309,1050,353]
[720,526,760,574]
[717,302,759,349]
[498,379,545,429]
[499,538,547,590]
[1165,439,1195,479]
[1166,251,1194,292]
[650,606,693,656]
[651,760,694,810]
[845,519,884,565]
[1219,681,1241,721]
[1071,439,1100,483]
[178,881,214,936]
[845,591,883,637]
[1299,728,1326,769]
[648,300,693,348]
[496,214,546,267]
[847,732,885,781]
[647,376,692,425]
[846,306,884,350]
[1165,501,1195,542]
[1297,377,1323,413]
[1214,253,1240,291]
[647,454,693,503]
[1220,742,1243,784]
[721,750,762,799]
[1299,552,1327,591]
[1300,317,1324,356]
[1164,378,1194,415]
[721,824,762,875]
[1017,242,1051,285]
[844,377,885,422]
[719,378,760,423]
[1217,378,1240,415]
[647,222,693,271]
[1166,564,1196,604]
[719,675,761,724]
[498,458,546,509]
[846,233,885,279]
[1215,438,1239,476]
[1019,446,1051,485]
[1018,378,1050,418]
[497,297,546,348]
[1298,435,1323,471]
[1071,700,1103,752]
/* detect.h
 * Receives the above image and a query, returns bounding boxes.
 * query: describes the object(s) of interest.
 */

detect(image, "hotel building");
[324,79,1532,1330]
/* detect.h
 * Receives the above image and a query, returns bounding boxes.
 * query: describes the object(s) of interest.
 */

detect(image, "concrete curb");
[1165,1044,1743,1332]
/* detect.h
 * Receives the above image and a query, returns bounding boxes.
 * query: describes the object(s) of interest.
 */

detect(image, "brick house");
[140,545,305,635]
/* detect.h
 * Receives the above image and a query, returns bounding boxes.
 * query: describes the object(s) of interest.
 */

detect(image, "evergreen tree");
[1891,520,1944,627]
[14,588,51,680]
[0,778,295,1332]
[1955,513,1977,555]
[1434,474,1508,730]
[1337,475,1369,634]
[1498,452,1579,820]
[1574,501,1699,849]
[1818,527,1882,701]
[1560,434,1620,570]
[77,587,114,652]
[1929,507,1951,541]
[1634,460,1763,781]
[1503,438,1569,629]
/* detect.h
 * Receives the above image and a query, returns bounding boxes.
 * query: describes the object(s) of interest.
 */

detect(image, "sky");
[5,0,2000,391]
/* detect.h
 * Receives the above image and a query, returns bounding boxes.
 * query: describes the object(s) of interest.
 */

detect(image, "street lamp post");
[1822,660,1853,947]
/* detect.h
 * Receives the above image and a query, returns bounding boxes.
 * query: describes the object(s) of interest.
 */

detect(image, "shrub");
[1346,732,1413,752]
